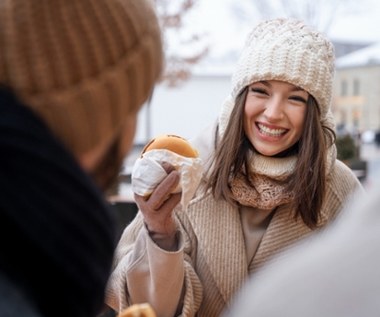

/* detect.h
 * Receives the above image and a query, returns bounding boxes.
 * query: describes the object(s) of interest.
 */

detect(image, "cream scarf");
[230,147,336,210]
[230,152,297,210]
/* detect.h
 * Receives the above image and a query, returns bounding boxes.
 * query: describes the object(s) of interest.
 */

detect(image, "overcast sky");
[181,0,380,60]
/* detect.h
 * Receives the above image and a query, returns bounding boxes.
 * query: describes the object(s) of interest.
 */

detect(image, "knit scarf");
[230,145,337,210]
[230,152,297,210]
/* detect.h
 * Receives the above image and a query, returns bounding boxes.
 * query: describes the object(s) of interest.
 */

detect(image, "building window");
[341,80,347,96]
[353,78,360,95]
[353,107,360,127]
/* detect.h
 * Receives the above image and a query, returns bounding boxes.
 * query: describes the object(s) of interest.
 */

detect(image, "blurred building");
[333,41,380,135]
[133,63,233,144]
[333,41,371,58]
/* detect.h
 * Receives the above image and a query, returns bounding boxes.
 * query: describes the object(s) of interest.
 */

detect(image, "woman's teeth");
[257,123,286,137]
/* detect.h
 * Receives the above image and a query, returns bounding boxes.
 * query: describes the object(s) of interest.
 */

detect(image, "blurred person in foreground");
[223,175,378,317]
[106,18,364,317]
[0,0,162,316]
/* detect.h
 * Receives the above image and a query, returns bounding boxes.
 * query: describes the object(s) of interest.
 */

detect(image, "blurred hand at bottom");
[117,303,156,317]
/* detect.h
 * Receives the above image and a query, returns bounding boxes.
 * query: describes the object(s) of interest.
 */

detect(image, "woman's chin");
[252,141,286,157]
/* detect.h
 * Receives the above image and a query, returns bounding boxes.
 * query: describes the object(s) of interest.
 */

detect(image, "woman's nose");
[263,97,284,121]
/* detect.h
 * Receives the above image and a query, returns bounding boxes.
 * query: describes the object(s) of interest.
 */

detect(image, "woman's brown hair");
[207,87,336,228]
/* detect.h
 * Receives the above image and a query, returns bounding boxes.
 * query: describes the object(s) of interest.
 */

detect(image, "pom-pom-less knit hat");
[219,18,336,136]
[0,0,163,158]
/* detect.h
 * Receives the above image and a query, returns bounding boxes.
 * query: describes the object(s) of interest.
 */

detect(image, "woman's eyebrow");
[251,81,306,92]
[291,86,306,92]
[251,80,270,87]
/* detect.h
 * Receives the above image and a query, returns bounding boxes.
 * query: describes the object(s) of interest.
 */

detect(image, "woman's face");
[244,80,308,156]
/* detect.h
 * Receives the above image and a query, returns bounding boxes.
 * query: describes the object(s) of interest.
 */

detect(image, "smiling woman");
[106,18,364,317]
[243,80,308,157]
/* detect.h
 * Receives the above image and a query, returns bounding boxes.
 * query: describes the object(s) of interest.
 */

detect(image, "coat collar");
[251,205,312,271]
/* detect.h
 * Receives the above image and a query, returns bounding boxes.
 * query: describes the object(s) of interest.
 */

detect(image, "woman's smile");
[244,80,308,156]
[256,122,288,138]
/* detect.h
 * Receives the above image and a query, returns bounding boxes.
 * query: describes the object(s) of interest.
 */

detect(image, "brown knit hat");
[0,0,163,158]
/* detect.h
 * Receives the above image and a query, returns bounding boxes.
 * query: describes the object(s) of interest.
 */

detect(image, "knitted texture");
[0,0,163,158]
[219,18,335,135]
[230,143,336,209]
[231,173,294,209]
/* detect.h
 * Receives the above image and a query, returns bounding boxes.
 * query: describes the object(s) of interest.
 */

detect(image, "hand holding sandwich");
[132,135,202,250]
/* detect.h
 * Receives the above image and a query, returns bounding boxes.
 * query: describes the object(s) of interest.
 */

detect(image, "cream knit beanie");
[0,0,163,158]
[219,18,335,135]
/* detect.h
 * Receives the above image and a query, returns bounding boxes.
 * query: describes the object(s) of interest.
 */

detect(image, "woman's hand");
[134,162,181,250]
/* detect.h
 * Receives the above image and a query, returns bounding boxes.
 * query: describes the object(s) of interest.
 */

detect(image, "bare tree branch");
[156,0,209,87]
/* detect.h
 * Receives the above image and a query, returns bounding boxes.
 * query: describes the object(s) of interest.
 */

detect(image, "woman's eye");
[250,88,267,95]
[289,96,307,103]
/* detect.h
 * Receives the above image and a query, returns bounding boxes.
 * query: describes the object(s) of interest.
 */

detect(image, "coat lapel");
[186,194,248,303]
[251,205,312,272]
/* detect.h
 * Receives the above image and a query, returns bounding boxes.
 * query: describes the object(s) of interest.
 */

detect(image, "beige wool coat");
[106,123,363,317]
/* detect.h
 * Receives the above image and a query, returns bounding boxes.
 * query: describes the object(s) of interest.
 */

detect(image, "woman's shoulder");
[327,159,364,200]
[319,159,364,224]
[331,159,362,182]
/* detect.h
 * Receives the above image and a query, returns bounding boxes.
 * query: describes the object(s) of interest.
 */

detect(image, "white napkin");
[131,149,203,209]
